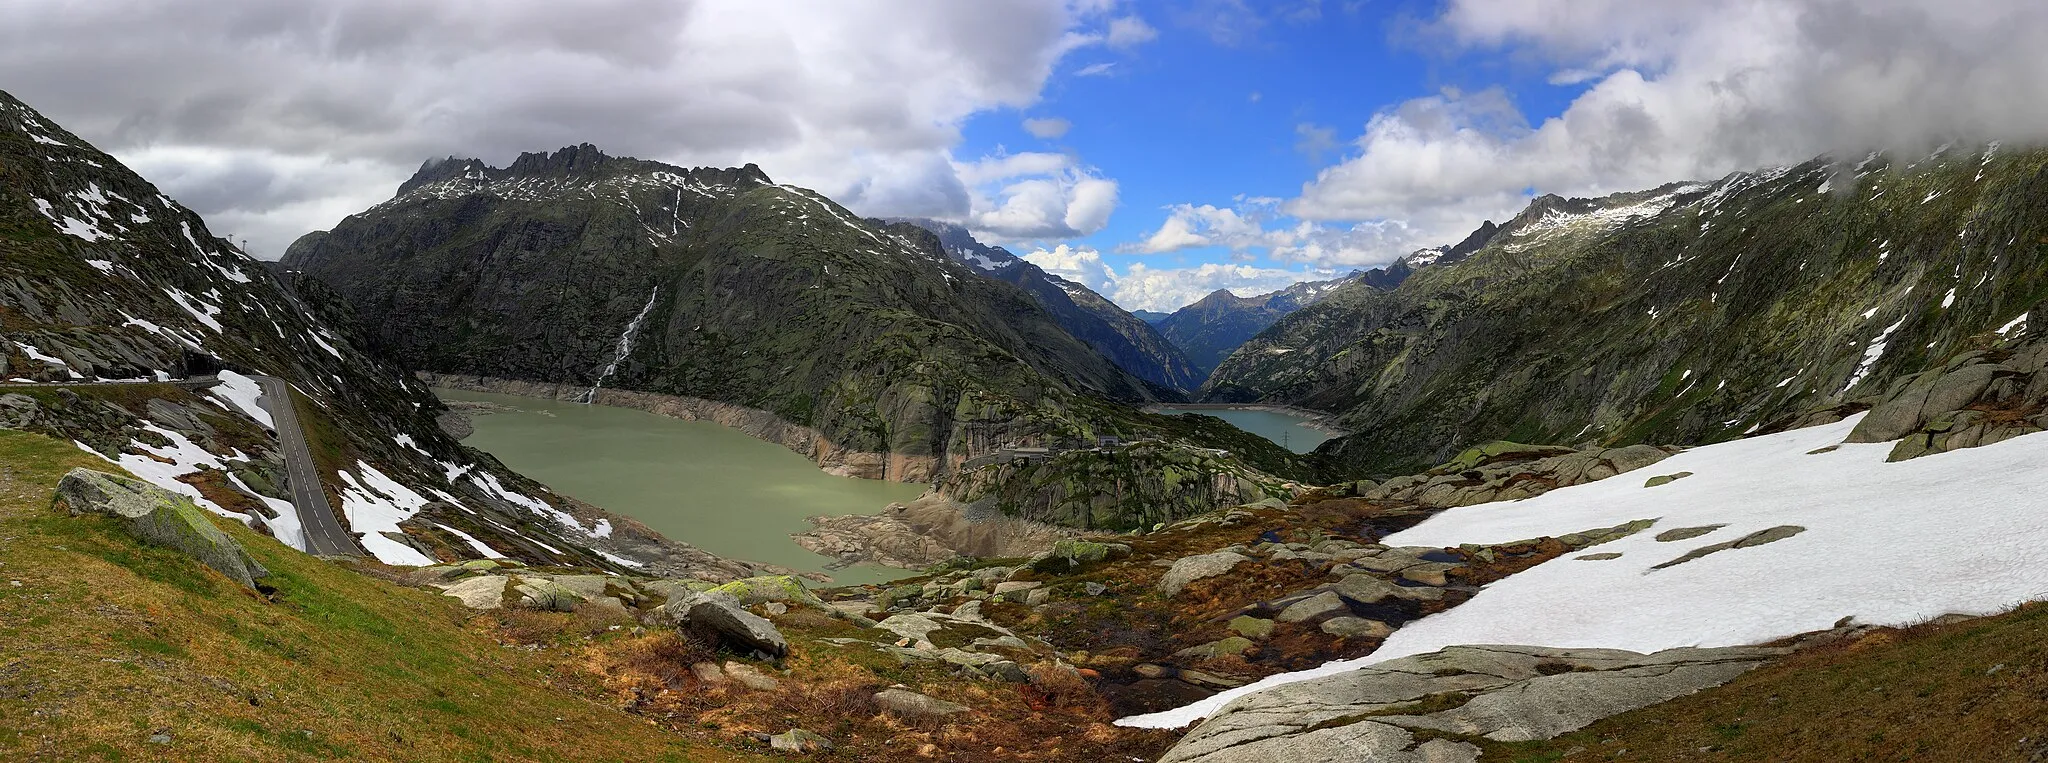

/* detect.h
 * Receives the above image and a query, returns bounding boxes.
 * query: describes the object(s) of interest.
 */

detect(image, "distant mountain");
[1206,149,2048,475]
[1153,273,1364,380]
[889,218,1202,393]
[283,146,1207,486]
[1132,310,1171,324]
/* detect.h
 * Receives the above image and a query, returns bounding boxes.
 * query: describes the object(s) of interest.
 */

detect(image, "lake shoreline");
[1146,402,1353,437]
[431,385,928,585]
[420,372,941,483]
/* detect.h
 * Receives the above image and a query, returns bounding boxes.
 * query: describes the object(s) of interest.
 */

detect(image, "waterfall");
[586,287,659,403]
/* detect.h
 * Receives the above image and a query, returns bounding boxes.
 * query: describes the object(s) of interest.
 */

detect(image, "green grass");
[0,427,761,762]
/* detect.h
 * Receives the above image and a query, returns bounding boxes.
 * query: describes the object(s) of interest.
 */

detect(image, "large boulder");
[54,469,269,590]
[511,577,585,612]
[662,591,788,658]
[1158,551,1250,596]
[439,575,510,609]
[873,688,969,718]
[1025,538,1132,573]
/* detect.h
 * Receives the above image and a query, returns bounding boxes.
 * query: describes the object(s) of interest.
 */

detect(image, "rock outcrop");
[55,469,269,590]
[1342,442,1677,509]
[1160,644,1787,763]
[935,441,1296,531]
[1847,338,2048,460]
[794,493,1075,570]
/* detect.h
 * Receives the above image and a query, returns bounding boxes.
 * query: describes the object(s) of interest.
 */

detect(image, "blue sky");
[940,0,1608,310]
[14,1,2047,313]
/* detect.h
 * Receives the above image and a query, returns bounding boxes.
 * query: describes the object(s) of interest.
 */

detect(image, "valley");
[8,7,2048,755]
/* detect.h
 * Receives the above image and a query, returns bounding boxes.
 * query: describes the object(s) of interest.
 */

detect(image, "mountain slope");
[893,217,1203,393]
[0,91,729,575]
[283,147,1177,483]
[1206,148,2048,475]
[0,427,751,762]
[1155,273,1363,380]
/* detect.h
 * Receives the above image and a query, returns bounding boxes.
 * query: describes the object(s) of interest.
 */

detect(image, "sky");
[8,1,2048,312]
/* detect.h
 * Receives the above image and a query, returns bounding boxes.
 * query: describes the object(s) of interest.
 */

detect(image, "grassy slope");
[0,427,758,762]
[1484,603,2048,761]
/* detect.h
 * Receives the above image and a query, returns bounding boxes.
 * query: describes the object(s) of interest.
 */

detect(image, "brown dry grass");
[1486,603,2048,761]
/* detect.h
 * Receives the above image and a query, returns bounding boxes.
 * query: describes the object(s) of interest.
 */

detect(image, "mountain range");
[1203,149,2048,475]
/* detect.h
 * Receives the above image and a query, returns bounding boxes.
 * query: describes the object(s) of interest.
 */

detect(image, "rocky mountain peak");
[505,142,614,176]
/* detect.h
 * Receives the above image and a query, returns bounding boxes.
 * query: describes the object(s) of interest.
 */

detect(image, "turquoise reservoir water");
[1154,406,1338,454]
[436,388,924,586]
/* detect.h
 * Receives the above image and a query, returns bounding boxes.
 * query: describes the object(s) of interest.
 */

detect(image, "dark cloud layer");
[2,0,1127,256]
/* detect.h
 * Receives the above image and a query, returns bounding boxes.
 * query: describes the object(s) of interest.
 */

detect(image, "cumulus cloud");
[1115,0,2048,271]
[0,0,1137,256]
[1022,117,1073,139]
[1107,16,1160,48]
[958,152,1120,239]
[1022,244,1335,312]
[1285,0,2048,256]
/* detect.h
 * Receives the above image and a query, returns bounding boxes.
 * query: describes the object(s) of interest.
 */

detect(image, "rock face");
[1204,151,2048,475]
[282,147,1179,485]
[895,218,1203,393]
[55,469,269,589]
[935,441,1294,531]
[1846,338,2048,460]
[1160,644,1787,763]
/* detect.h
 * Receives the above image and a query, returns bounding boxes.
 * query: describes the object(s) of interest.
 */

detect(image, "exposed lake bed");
[435,388,924,585]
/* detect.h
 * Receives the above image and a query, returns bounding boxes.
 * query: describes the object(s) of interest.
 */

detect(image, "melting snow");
[228,472,303,551]
[337,463,437,566]
[163,288,224,332]
[206,370,274,429]
[437,523,507,558]
[1123,417,2048,728]
[1842,317,1905,393]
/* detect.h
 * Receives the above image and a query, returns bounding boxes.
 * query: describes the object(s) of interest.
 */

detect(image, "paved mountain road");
[251,375,364,557]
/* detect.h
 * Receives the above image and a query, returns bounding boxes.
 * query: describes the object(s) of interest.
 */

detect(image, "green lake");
[1154,406,1338,453]
[436,388,925,586]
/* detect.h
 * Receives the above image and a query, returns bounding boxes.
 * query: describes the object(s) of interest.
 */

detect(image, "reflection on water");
[438,388,924,586]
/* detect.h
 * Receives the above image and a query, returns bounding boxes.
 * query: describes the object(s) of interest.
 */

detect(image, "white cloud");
[1022,116,1072,139]
[958,152,1120,239]
[1128,203,1272,253]
[1281,0,2048,263]
[1,0,1142,257]
[1107,15,1160,48]
[1075,62,1118,77]
[1022,244,1334,312]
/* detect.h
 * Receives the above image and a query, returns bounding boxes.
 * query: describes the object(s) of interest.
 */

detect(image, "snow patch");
[206,370,274,429]
[337,462,437,566]
[1123,417,2048,728]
